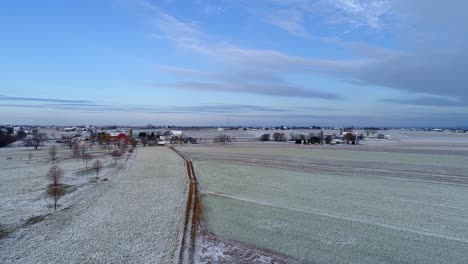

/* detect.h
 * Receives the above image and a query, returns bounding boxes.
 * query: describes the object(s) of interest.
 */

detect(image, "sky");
[1,0,467,127]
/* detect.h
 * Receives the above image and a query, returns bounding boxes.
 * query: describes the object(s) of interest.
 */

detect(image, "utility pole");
[226,113,229,128]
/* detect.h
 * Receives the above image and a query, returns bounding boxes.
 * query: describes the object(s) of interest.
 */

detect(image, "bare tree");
[140,137,148,147]
[99,133,112,152]
[364,128,378,137]
[82,154,92,168]
[61,135,74,149]
[111,150,122,165]
[343,133,357,144]
[47,185,64,212]
[92,159,103,179]
[120,141,128,154]
[49,145,58,161]
[31,133,47,150]
[259,134,270,141]
[72,142,80,159]
[15,129,27,140]
[47,165,64,186]
[46,165,64,211]
[272,132,286,142]
[80,144,87,157]
[213,134,232,144]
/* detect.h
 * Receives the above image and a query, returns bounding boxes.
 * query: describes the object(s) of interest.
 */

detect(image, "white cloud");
[263,8,310,37]
[327,0,389,29]
[251,0,389,36]
[138,0,468,106]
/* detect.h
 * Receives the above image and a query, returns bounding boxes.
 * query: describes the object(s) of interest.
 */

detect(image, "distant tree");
[170,135,184,144]
[31,133,47,150]
[182,137,198,144]
[120,140,129,154]
[80,144,87,157]
[358,134,365,140]
[259,134,270,141]
[129,139,138,148]
[325,135,333,144]
[138,132,147,139]
[92,160,103,179]
[272,132,287,142]
[82,154,92,168]
[289,133,299,141]
[288,133,305,141]
[15,129,26,140]
[0,130,16,148]
[141,137,148,147]
[98,133,112,151]
[272,132,281,141]
[49,145,58,161]
[72,142,80,158]
[309,136,321,144]
[89,130,99,145]
[213,134,231,144]
[46,165,64,211]
[364,128,378,137]
[343,133,357,144]
[61,135,74,149]
[111,150,121,165]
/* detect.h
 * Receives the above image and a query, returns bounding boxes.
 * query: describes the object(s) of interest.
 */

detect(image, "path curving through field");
[0,147,187,263]
[169,146,200,264]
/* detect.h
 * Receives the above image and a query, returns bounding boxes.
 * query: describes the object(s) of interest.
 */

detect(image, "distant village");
[1,124,466,149]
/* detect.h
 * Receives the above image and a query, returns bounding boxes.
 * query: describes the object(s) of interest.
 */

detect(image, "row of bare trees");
[47,143,95,167]
[260,132,293,142]
[24,132,47,150]
[213,134,236,144]
[272,132,287,141]
[46,159,103,211]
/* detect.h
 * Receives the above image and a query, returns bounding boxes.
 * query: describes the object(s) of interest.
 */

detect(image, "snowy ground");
[0,144,118,234]
[0,147,187,263]
[180,140,468,264]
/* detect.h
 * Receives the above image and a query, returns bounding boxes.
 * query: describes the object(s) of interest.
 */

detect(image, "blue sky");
[1,0,467,127]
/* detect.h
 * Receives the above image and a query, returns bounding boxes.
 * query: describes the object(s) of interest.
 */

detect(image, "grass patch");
[0,225,11,239]
[23,214,48,227]
[72,168,94,176]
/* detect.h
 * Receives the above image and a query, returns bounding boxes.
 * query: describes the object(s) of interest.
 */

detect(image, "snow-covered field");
[0,147,187,263]
[0,144,117,234]
[180,136,468,263]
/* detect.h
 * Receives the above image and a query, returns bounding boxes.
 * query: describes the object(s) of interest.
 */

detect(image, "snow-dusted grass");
[0,147,187,263]
[0,145,119,232]
[183,144,468,263]
[184,145,468,168]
